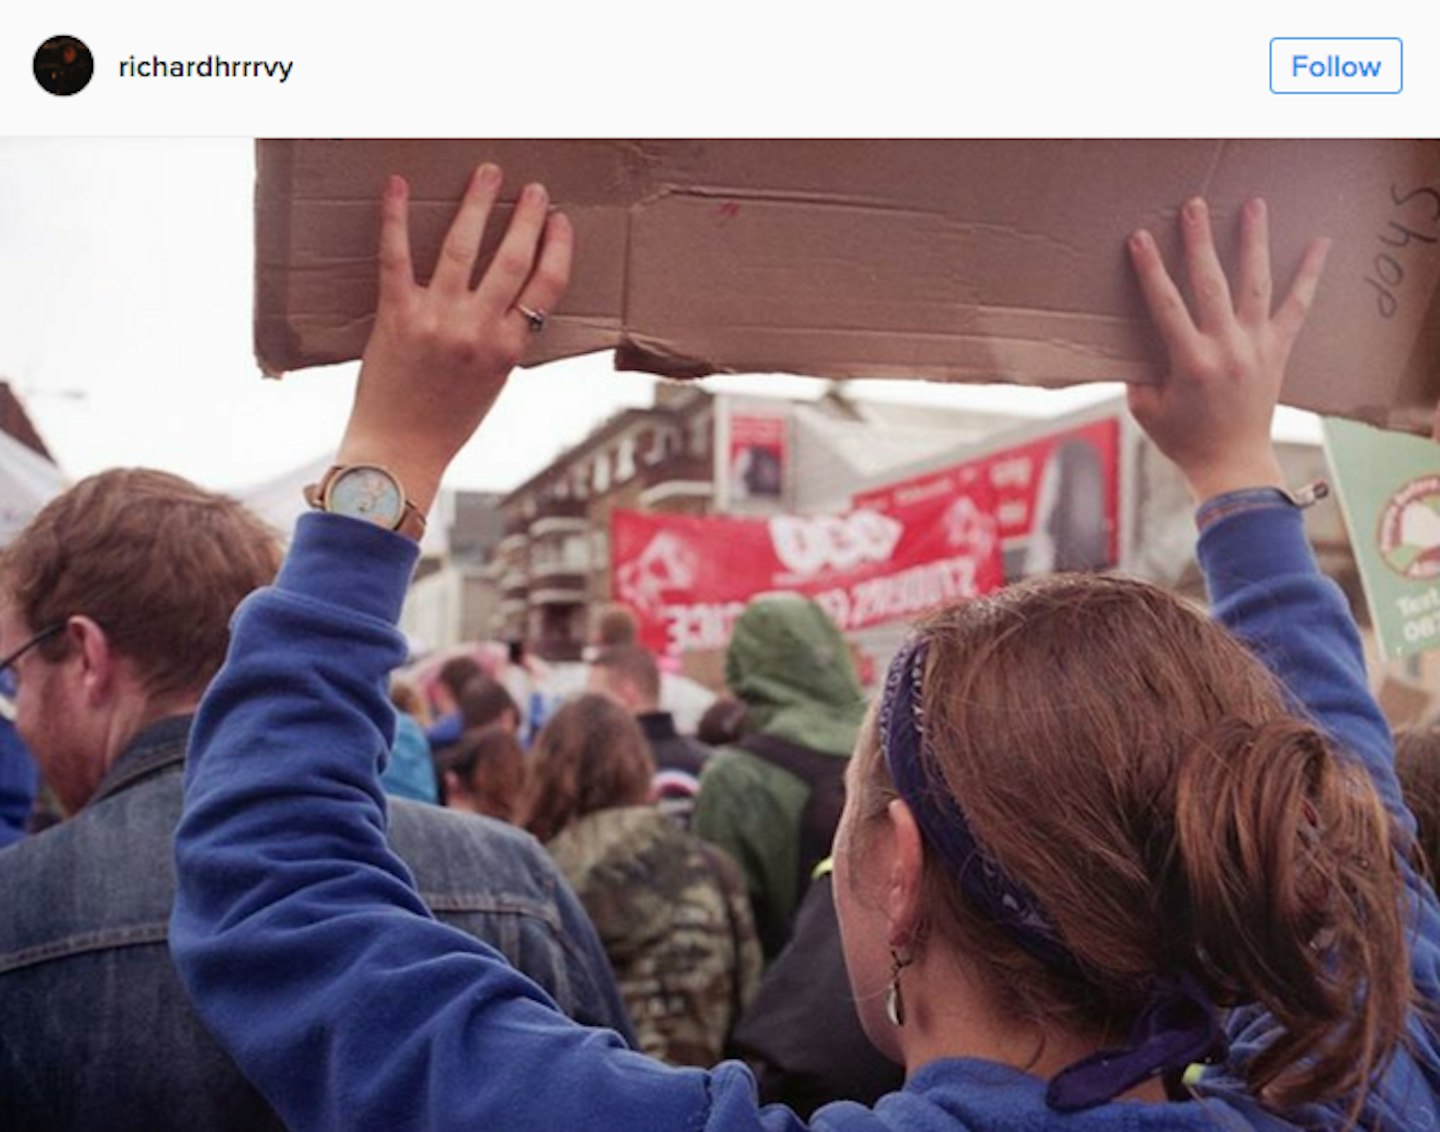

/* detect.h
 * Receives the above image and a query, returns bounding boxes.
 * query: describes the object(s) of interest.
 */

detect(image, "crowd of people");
[0,163,1438,1132]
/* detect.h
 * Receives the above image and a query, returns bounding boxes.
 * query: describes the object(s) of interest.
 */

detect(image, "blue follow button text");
[1270,38,1403,94]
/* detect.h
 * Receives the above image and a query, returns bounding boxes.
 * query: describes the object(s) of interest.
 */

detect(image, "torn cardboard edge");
[255,139,1440,434]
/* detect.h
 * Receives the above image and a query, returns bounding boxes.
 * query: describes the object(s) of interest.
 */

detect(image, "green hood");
[724,593,867,757]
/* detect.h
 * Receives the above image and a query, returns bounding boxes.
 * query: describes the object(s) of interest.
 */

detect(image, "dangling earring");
[885,948,914,1027]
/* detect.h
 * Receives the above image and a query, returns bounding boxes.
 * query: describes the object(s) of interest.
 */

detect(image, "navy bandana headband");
[877,634,1228,1109]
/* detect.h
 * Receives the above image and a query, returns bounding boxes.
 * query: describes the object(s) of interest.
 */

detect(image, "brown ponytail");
[1176,716,1409,1107]
[854,573,1412,1112]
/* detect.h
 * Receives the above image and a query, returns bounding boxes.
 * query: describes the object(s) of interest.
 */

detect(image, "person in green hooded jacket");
[694,592,868,960]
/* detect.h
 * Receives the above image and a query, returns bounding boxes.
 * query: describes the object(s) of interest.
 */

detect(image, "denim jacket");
[0,715,632,1131]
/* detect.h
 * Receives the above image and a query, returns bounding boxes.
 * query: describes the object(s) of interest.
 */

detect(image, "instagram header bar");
[6,1,1435,135]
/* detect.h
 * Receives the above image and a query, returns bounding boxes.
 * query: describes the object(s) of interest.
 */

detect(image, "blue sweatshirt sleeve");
[170,514,803,1132]
[1197,503,1440,1079]
[1197,504,1408,833]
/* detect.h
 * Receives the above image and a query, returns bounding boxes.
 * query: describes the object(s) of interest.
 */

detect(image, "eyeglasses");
[0,623,65,722]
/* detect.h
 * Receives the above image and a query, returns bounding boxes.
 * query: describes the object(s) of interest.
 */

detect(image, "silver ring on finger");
[515,304,547,334]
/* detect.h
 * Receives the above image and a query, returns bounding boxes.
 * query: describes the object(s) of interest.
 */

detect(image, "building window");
[689,416,711,457]
[616,436,636,482]
[561,533,590,572]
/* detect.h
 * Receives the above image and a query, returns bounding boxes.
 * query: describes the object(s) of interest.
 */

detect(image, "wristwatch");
[303,464,427,541]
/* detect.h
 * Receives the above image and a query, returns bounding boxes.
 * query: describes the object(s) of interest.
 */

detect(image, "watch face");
[327,466,404,529]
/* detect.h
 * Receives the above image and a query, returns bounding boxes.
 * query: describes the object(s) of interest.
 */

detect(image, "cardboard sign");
[256,139,1440,433]
[611,471,1003,655]
[1323,417,1440,659]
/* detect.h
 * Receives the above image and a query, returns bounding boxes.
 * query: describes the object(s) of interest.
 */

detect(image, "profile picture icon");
[34,36,94,96]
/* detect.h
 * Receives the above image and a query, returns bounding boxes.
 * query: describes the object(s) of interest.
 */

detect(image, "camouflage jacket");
[547,805,761,1068]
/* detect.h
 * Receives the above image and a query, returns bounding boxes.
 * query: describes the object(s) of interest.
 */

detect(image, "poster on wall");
[612,470,1003,656]
[853,417,1121,583]
[1323,417,1440,660]
[727,413,788,503]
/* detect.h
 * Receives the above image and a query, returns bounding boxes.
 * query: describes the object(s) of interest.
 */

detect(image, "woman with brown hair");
[438,724,526,822]
[519,694,654,843]
[171,168,1440,1131]
[520,693,761,1067]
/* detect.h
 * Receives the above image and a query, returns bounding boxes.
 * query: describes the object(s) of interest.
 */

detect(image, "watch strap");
[1194,479,1330,533]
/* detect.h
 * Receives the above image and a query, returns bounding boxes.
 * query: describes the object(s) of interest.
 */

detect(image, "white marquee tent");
[0,429,65,546]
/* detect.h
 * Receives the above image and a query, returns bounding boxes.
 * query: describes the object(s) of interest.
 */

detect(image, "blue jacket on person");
[0,713,632,1131]
[0,674,39,848]
[169,505,1440,1132]
[379,711,439,803]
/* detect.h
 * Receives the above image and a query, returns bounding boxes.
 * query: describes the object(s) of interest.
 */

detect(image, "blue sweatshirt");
[171,507,1440,1132]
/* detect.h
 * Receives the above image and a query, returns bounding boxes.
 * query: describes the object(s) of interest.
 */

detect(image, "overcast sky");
[0,138,1315,499]
[0,138,667,495]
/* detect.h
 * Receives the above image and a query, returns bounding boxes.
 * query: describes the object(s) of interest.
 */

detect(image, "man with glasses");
[0,468,631,1131]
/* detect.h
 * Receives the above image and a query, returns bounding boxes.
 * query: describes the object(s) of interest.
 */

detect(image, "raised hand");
[337,163,573,513]
[1126,196,1329,502]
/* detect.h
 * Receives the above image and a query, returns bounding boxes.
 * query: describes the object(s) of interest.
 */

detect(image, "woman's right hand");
[337,164,573,514]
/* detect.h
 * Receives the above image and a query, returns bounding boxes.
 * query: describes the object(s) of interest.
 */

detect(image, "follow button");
[1271,38,1403,94]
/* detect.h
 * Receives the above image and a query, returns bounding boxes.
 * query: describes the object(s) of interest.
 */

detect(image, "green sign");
[1323,417,1440,660]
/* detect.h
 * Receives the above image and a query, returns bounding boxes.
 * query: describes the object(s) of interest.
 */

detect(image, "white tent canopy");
[0,429,65,546]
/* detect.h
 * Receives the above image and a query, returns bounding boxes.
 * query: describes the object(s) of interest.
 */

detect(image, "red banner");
[854,417,1121,581]
[613,471,1003,655]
